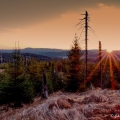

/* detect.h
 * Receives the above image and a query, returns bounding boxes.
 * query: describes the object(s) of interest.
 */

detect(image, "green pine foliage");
[45,61,65,93]
[46,62,54,93]
[66,34,83,92]
[27,58,42,96]
[0,49,35,107]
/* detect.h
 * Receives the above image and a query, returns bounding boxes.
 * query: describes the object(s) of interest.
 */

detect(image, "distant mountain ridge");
[0,48,69,58]
[0,48,119,58]
[0,48,67,53]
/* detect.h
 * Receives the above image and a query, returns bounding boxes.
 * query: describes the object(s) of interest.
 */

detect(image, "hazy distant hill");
[0,53,51,63]
[0,48,118,59]
[0,48,69,58]
[21,48,69,58]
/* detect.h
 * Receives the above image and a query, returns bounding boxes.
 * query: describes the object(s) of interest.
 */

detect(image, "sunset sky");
[0,0,120,51]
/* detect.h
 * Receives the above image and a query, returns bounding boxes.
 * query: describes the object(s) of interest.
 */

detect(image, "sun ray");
[111,53,120,88]
[109,53,115,89]
[102,55,109,73]
[112,52,120,62]
[111,52,120,74]
[84,52,107,84]
[113,51,120,55]
[111,53,120,73]
[91,51,106,61]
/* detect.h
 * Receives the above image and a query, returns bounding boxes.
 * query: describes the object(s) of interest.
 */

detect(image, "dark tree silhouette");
[67,34,83,92]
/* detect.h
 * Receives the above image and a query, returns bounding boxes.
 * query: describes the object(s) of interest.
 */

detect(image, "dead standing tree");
[99,41,102,88]
[77,11,90,87]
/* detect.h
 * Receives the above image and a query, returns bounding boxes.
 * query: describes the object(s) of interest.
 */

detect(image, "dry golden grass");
[0,89,120,120]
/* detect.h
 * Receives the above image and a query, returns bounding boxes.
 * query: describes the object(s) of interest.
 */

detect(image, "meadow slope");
[0,88,120,120]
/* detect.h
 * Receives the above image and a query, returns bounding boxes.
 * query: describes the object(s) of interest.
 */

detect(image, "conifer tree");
[5,47,34,107]
[7,47,23,80]
[67,34,82,92]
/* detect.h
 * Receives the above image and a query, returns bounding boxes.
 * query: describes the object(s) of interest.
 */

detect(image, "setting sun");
[107,49,113,53]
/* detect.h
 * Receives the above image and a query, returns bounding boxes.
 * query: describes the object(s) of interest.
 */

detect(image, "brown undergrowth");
[0,89,120,120]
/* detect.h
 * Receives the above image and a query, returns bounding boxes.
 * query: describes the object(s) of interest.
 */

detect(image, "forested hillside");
[0,35,120,119]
